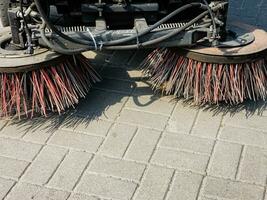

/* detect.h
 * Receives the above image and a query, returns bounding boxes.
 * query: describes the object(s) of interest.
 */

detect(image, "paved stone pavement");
[0,50,267,200]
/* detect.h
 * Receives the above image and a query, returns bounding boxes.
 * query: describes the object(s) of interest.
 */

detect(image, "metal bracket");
[95,18,107,31]
[134,18,148,32]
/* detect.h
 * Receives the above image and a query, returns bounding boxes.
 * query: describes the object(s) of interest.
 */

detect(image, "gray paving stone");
[160,133,214,155]
[101,67,142,82]
[88,155,146,181]
[134,166,174,200]
[67,193,99,200]
[151,148,209,173]
[95,78,136,94]
[18,119,59,144]
[117,109,169,130]
[22,128,54,144]
[125,128,161,162]
[224,113,267,132]
[6,182,69,200]
[75,89,128,120]
[0,122,26,139]
[0,156,29,179]
[89,49,114,56]
[73,119,113,137]
[191,111,222,139]
[132,81,155,96]
[108,50,135,67]
[238,146,267,185]
[125,95,176,116]
[0,178,15,199]
[199,197,216,200]
[126,69,146,80]
[219,125,267,148]
[263,110,267,117]
[208,141,242,179]
[203,177,265,200]
[21,146,67,185]
[59,117,112,137]
[0,138,42,161]
[166,104,198,134]
[99,123,137,158]
[48,130,103,152]
[127,49,151,68]
[76,173,137,200]
[83,51,113,66]
[48,151,92,191]
[0,121,7,129]
[167,171,203,200]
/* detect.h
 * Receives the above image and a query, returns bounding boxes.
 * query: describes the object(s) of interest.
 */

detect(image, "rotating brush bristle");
[1,54,101,118]
[141,48,267,105]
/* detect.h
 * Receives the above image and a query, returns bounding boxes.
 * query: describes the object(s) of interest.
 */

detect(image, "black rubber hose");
[39,20,92,55]
[103,3,207,46]
[34,0,92,45]
[19,0,30,32]
[41,10,209,53]
[35,0,207,46]
[40,30,91,54]
[104,10,209,50]
[202,0,217,41]
[19,0,33,49]
[105,2,226,46]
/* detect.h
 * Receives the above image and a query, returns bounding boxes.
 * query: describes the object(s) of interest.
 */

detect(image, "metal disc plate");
[181,21,267,64]
[0,27,61,72]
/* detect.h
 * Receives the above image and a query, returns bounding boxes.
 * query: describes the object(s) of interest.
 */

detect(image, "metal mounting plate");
[0,27,61,72]
[181,21,267,64]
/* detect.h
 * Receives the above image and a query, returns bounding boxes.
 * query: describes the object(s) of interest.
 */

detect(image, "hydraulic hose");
[34,0,93,45]
[39,20,91,55]
[40,10,209,53]
[35,0,207,46]
[202,0,217,42]
[104,10,209,50]
[20,0,33,53]
[103,3,207,46]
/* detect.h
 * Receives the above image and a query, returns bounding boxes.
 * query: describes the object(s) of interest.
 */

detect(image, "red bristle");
[1,74,7,117]
[0,55,101,118]
[142,48,267,105]
[15,74,21,118]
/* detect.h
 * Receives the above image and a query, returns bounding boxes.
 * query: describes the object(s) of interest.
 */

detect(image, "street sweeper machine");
[0,0,267,118]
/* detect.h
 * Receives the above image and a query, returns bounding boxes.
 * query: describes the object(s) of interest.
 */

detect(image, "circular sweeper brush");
[0,27,101,118]
[142,22,267,105]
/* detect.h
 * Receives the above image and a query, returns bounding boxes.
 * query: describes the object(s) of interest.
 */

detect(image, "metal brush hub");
[0,27,61,73]
[179,21,267,64]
